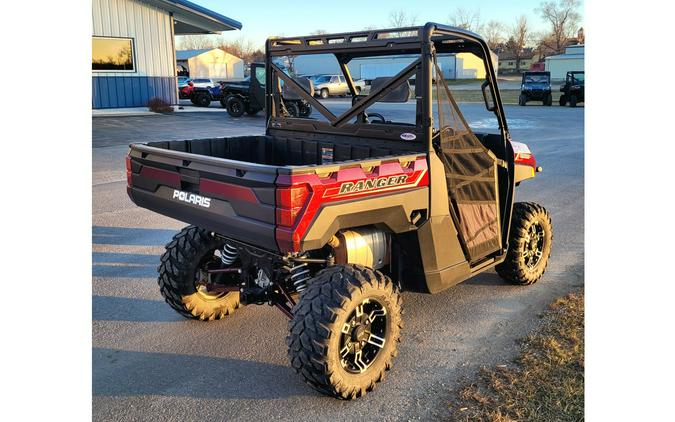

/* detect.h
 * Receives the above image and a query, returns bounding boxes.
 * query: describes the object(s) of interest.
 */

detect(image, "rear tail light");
[276,184,310,227]
[125,155,133,187]
[276,176,312,252]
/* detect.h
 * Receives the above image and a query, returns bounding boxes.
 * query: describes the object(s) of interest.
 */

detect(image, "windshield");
[572,73,584,83]
[314,75,331,83]
[524,75,549,83]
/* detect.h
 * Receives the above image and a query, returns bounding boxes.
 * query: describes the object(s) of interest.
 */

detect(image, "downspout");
[169,12,178,106]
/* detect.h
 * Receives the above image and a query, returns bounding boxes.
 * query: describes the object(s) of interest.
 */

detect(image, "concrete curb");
[93,105,228,118]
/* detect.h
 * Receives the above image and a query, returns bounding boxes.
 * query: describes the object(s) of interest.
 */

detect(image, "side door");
[329,75,341,94]
[338,75,349,94]
[250,64,266,111]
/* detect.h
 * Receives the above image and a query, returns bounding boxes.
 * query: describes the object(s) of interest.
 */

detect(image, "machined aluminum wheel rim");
[523,221,545,269]
[339,298,388,374]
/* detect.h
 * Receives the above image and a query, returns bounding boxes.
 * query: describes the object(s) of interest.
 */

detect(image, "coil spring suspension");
[289,262,311,293]
[220,243,238,266]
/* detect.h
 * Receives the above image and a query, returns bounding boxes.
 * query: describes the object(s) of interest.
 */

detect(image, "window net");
[433,60,501,262]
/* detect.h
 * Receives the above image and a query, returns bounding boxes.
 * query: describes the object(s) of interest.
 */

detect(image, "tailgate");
[126,142,279,251]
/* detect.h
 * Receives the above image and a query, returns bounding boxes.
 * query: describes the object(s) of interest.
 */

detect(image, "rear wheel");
[158,226,241,320]
[559,94,567,106]
[287,265,402,399]
[226,96,245,117]
[569,95,578,107]
[496,202,553,285]
[355,86,362,95]
[286,102,300,117]
[195,93,211,107]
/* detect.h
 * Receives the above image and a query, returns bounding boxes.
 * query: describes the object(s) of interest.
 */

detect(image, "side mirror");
[481,80,496,112]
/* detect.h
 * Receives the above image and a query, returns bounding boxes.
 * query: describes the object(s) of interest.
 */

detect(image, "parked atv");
[126,23,552,400]
[219,63,313,118]
[559,71,584,107]
[519,71,552,106]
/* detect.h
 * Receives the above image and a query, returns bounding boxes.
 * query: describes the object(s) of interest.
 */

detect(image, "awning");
[141,0,242,34]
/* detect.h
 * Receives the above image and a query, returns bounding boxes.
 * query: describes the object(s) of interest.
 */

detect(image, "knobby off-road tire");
[286,102,300,117]
[287,264,402,399]
[226,96,245,117]
[518,94,526,106]
[569,95,578,107]
[496,202,553,285]
[158,226,240,321]
[195,93,211,107]
[559,95,567,106]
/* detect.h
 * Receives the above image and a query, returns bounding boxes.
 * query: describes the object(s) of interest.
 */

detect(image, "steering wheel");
[366,112,386,124]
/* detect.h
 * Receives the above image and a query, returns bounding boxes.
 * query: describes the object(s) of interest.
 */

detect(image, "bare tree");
[536,0,581,54]
[310,29,329,35]
[506,16,531,72]
[175,34,221,50]
[388,10,418,28]
[449,7,483,33]
[483,20,506,51]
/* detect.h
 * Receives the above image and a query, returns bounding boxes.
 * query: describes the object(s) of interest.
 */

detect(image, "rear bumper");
[127,186,279,251]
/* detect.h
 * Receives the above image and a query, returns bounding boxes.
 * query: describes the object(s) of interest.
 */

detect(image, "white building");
[176,48,245,81]
[294,52,498,81]
[92,0,241,108]
[545,45,584,80]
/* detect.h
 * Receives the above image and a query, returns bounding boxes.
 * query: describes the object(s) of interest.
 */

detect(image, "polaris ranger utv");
[519,71,552,106]
[191,63,313,118]
[559,70,584,107]
[126,23,552,400]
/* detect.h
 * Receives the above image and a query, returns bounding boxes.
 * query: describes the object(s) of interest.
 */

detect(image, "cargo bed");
[126,134,424,251]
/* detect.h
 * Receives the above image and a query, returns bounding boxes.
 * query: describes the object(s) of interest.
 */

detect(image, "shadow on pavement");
[92,251,159,278]
[93,348,311,400]
[462,272,510,287]
[93,226,175,246]
[92,296,181,322]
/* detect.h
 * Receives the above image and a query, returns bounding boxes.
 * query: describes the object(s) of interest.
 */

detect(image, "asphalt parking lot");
[93,103,584,421]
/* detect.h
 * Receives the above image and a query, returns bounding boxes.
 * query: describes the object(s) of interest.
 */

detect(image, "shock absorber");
[288,262,311,293]
[220,243,238,266]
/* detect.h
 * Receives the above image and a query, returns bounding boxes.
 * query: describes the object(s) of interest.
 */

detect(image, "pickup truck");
[126,23,552,400]
[311,74,367,98]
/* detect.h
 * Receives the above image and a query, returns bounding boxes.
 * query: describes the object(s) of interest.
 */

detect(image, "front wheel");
[559,95,567,106]
[569,95,578,107]
[287,265,402,399]
[299,103,312,117]
[544,93,552,106]
[496,202,553,285]
[518,94,526,106]
[157,226,241,320]
[320,88,329,99]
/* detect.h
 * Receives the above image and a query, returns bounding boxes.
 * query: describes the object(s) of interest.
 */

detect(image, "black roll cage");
[264,22,510,151]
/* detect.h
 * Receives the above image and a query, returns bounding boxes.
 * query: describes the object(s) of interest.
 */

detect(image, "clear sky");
[190,0,582,48]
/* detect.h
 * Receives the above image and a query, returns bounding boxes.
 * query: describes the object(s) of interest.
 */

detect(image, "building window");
[508,61,514,66]
[92,37,135,72]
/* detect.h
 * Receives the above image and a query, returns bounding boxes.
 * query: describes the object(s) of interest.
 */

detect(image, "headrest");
[283,77,314,100]
[369,77,411,103]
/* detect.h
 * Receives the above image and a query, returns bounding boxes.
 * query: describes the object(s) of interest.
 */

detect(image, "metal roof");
[141,0,242,34]
[175,48,213,60]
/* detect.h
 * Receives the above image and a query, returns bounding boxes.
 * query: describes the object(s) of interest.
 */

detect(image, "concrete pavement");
[92,104,583,421]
